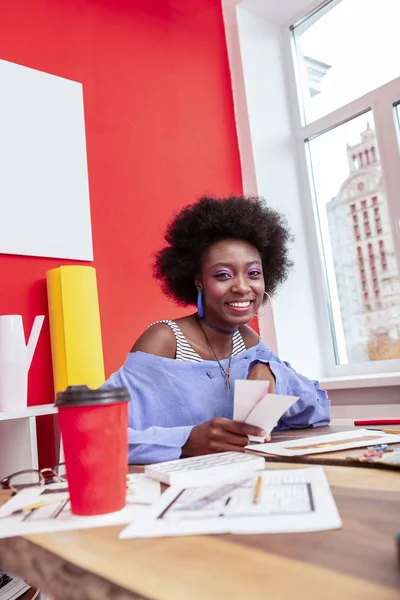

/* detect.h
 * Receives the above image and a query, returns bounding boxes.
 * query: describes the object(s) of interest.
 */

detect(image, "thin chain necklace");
[198,322,234,390]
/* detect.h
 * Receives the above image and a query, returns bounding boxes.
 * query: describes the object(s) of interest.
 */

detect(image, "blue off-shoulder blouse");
[101,338,330,464]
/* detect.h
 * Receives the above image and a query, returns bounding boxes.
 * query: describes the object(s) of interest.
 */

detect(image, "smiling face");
[196,238,265,329]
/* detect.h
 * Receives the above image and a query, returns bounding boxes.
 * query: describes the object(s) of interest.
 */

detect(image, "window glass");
[307,111,400,363]
[292,0,400,123]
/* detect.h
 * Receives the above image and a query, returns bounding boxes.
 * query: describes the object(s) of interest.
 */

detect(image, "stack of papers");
[144,452,265,486]
[0,463,343,540]
[0,571,30,600]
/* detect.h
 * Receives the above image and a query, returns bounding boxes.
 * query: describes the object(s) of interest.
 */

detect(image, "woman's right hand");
[181,418,269,457]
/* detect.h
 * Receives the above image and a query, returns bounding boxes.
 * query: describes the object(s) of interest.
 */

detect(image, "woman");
[103,195,330,463]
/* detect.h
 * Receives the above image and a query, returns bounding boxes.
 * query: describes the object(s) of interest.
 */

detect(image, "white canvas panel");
[0,59,93,260]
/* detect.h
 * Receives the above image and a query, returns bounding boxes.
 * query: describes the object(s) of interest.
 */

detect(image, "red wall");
[0,0,242,464]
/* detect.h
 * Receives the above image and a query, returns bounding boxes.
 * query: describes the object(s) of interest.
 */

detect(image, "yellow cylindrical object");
[46,266,105,396]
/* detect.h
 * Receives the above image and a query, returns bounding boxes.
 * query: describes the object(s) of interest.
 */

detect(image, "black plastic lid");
[55,385,129,407]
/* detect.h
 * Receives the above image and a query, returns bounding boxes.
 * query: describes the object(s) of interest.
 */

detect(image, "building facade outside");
[326,125,400,362]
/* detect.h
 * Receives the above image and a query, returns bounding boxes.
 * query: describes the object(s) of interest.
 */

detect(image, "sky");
[295,0,400,204]
[297,0,400,123]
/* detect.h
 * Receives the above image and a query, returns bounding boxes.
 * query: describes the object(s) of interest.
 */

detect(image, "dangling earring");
[197,290,204,318]
[256,291,271,318]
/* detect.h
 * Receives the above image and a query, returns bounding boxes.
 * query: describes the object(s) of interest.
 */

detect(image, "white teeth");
[228,301,251,308]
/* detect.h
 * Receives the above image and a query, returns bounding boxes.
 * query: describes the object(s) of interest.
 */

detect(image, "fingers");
[222,419,267,439]
[212,431,250,448]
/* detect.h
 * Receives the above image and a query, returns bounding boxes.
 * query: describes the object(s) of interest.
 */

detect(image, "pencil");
[11,497,69,516]
[367,428,400,435]
[253,475,263,504]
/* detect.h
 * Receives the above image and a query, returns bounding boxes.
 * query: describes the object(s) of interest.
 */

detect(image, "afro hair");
[153,195,293,306]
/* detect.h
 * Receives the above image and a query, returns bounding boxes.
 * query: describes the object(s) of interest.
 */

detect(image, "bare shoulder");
[131,323,176,358]
[239,324,260,349]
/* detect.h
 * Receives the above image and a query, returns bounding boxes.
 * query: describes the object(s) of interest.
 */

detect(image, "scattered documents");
[246,428,400,457]
[144,452,265,486]
[0,474,160,539]
[119,466,342,539]
[0,571,30,600]
[234,380,298,441]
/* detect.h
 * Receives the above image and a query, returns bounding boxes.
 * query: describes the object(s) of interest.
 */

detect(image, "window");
[291,0,400,124]
[291,0,400,371]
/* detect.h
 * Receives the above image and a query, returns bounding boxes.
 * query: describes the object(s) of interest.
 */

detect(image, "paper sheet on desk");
[119,466,342,539]
[245,428,400,457]
[233,381,298,442]
[0,474,160,539]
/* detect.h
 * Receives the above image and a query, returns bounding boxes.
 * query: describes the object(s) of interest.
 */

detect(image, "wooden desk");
[0,426,400,600]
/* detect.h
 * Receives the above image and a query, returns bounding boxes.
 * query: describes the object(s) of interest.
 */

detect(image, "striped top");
[150,320,246,362]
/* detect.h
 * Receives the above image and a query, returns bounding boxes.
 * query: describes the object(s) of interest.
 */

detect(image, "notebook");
[0,571,30,600]
[144,451,266,486]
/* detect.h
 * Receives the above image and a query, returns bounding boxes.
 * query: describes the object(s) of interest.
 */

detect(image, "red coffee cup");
[56,385,129,516]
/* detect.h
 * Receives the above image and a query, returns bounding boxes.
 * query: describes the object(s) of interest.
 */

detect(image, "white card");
[245,394,299,442]
[233,380,270,422]
[233,380,298,442]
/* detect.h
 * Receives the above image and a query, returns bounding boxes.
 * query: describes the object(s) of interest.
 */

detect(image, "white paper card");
[119,466,342,539]
[245,394,300,442]
[233,381,298,442]
[246,428,400,457]
[233,380,270,422]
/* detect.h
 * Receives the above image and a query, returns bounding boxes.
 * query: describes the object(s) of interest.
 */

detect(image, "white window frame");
[222,0,400,382]
[284,4,400,378]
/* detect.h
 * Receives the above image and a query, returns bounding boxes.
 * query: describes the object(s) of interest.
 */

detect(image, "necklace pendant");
[226,369,231,391]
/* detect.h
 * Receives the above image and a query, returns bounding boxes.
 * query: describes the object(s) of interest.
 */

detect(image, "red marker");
[354,418,400,426]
